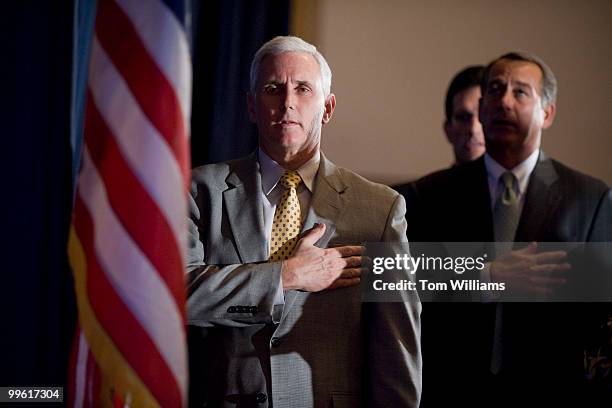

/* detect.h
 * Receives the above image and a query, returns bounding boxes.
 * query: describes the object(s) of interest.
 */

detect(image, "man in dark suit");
[397,51,611,407]
[187,36,421,407]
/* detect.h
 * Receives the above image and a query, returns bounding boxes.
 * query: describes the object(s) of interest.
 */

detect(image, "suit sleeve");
[185,192,284,328]
[366,194,422,408]
[587,188,612,242]
[584,188,612,300]
[396,182,421,242]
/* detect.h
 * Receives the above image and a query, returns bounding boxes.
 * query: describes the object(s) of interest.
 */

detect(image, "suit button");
[255,392,267,403]
[227,306,236,313]
[271,337,281,347]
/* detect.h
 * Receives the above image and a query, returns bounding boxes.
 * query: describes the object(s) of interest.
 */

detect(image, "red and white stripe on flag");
[68,0,191,406]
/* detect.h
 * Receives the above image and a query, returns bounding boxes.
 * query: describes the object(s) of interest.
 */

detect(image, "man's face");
[248,52,335,165]
[444,86,485,163]
[479,59,555,158]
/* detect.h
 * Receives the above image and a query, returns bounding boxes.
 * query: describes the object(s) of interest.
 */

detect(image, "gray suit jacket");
[186,152,421,408]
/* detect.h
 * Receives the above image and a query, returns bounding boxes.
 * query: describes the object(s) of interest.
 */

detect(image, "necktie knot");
[500,171,517,205]
[281,170,302,189]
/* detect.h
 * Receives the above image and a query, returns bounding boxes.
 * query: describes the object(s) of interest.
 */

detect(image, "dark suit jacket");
[396,152,611,407]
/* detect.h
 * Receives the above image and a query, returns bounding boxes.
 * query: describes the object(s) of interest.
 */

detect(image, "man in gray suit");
[186,36,421,407]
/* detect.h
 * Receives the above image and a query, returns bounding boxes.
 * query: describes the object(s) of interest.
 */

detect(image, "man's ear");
[542,102,556,130]
[443,121,454,144]
[247,93,256,123]
[478,97,485,125]
[322,93,336,124]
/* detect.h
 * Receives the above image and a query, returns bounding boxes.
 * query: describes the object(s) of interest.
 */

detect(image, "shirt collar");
[258,148,320,195]
[484,148,539,195]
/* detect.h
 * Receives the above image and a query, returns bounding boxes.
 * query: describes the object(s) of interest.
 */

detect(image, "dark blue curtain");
[1,1,77,387]
[190,0,289,167]
[1,0,289,390]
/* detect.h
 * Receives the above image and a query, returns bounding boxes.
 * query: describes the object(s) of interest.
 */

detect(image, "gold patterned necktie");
[269,170,302,261]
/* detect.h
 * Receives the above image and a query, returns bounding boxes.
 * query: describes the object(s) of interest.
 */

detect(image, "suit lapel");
[471,158,495,242]
[282,154,346,321]
[301,153,344,236]
[449,158,494,259]
[452,157,493,241]
[514,153,559,242]
[223,154,268,263]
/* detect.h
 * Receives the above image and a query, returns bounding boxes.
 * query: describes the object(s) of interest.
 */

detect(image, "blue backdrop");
[1,0,289,389]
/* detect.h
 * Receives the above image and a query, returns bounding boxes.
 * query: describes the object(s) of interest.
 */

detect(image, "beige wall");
[291,0,612,185]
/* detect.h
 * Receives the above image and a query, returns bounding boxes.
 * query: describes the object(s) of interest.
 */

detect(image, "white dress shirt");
[259,148,319,249]
[258,148,320,302]
[484,148,540,213]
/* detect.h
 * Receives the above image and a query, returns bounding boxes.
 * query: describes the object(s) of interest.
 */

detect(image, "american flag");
[68,0,191,406]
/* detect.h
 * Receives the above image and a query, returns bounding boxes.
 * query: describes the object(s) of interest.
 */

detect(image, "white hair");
[249,36,332,97]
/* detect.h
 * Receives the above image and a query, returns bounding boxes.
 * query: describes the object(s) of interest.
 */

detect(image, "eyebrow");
[263,80,281,86]
[488,78,532,89]
[262,79,314,87]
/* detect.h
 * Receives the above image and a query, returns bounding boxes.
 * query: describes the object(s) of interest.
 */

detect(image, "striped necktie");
[491,171,520,374]
[494,171,520,244]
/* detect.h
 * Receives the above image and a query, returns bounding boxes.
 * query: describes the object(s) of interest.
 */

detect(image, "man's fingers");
[342,256,363,268]
[339,267,363,279]
[517,242,538,254]
[530,262,571,274]
[328,277,361,290]
[299,223,326,246]
[533,250,568,264]
[320,245,364,260]
[331,245,365,258]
